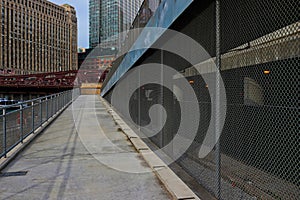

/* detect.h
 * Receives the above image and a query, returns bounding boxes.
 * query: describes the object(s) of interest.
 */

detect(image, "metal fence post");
[46,97,49,120]
[59,94,61,110]
[57,94,60,111]
[62,92,66,107]
[55,95,57,113]
[215,0,221,199]
[49,96,52,117]
[57,95,59,111]
[56,95,58,113]
[51,96,54,117]
[65,92,67,106]
[40,99,42,126]
[20,104,23,143]
[61,93,62,107]
[3,108,7,158]
[32,101,35,134]
[69,91,71,103]
[53,96,55,114]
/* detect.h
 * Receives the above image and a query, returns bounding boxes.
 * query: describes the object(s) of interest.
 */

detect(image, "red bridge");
[0,69,109,89]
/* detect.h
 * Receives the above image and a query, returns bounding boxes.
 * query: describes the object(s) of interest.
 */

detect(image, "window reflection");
[244,77,264,106]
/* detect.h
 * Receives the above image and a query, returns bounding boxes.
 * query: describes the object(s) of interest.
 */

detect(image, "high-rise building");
[0,0,78,75]
[89,0,143,49]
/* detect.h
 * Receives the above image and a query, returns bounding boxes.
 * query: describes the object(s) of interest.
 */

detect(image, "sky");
[49,0,89,48]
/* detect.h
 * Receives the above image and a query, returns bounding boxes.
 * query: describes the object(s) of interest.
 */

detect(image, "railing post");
[65,92,67,104]
[57,95,59,111]
[57,95,59,112]
[20,104,23,143]
[67,91,69,104]
[52,96,54,116]
[55,95,58,113]
[40,99,42,126]
[62,92,66,108]
[3,108,7,158]
[46,97,49,120]
[59,94,61,110]
[54,95,56,113]
[32,101,35,134]
[59,93,63,109]
[55,95,57,113]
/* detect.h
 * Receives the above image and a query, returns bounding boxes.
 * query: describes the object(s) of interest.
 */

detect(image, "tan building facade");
[0,0,77,75]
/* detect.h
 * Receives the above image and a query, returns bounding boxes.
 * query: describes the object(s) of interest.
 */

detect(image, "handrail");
[0,88,80,158]
[0,92,65,110]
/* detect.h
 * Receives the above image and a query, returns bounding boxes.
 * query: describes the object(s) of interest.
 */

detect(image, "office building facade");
[0,0,78,75]
[89,0,143,49]
[78,47,117,70]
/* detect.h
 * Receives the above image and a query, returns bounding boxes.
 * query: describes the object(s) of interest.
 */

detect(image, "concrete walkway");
[0,95,170,200]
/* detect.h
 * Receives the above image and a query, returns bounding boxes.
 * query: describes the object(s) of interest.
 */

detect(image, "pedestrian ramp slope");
[0,95,176,199]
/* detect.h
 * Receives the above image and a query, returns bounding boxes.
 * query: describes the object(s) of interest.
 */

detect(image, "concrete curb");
[0,101,74,172]
[100,97,201,200]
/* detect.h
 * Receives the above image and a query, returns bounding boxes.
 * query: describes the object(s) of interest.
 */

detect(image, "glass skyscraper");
[89,0,143,49]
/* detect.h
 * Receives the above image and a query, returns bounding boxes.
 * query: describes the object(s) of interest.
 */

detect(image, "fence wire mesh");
[23,106,32,138]
[33,103,40,130]
[4,110,20,152]
[103,0,299,199]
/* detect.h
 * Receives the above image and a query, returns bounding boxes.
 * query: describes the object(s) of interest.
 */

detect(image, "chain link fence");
[103,0,299,199]
[0,89,80,158]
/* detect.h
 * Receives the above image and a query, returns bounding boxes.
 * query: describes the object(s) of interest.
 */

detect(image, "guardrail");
[0,89,80,158]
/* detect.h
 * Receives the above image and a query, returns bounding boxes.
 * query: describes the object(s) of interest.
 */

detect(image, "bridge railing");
[0,89,80,158]
[0,69,108,89]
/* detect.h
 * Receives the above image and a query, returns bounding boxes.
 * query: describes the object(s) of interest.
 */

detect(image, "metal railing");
[0,89,80,158]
